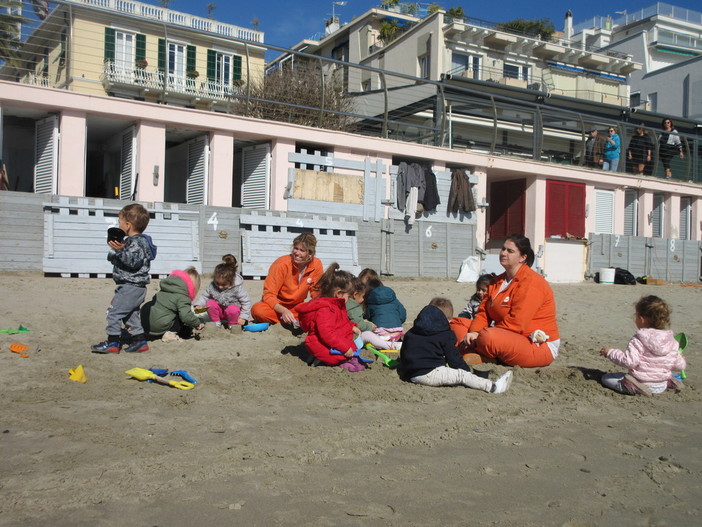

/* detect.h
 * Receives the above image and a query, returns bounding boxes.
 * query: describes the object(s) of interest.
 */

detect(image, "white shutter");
[623,189,638,236]
[652,193,664,238]
[119,126,135,200]
[594,189,614,234]
[186,135,209,205]
[241,143,270,209]
[34,115,59,194]
[679,197,690,241]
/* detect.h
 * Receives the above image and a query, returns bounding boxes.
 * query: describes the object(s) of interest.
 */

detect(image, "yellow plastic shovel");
[125,367,194,390]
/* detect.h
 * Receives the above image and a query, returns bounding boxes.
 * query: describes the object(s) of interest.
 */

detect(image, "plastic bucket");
[600,268,615,284]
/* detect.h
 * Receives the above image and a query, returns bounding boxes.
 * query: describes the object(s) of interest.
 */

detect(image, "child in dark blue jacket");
[400,298,512,393]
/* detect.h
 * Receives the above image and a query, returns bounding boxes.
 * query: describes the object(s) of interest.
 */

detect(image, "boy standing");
[400,298,512,394]
[92,204,157,354]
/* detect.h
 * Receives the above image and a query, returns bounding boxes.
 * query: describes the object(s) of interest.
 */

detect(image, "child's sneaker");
[91,340,121,354]
[124,340,149,353]
[622,374,653,397]
[214,321,222,329]
[490,370,513,394]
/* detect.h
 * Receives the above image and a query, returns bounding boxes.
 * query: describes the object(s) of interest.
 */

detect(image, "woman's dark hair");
[661,118,675,129]
[506,234,535,267]
[315,262,355,297]
[213,254,238,284]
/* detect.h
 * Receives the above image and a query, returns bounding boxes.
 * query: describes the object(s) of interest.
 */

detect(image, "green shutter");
[135,34,146,62]
[104,27,115,62]
[233,54,242,80]
[187,45,196,72]
[158,38,165,72]
[207,49,216,81]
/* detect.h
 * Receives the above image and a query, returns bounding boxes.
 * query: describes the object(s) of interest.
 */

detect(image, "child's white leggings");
[411,366,493,392]
[360,331,402,350]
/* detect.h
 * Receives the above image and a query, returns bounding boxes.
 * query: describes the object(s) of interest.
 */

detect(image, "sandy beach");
[1,273,700,526]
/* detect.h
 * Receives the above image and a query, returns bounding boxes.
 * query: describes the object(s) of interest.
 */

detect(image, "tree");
[446,7,465,20]
[427,4,441,15]
[0,0,28,68]
[243,60,355,132]
[496,17,555,41]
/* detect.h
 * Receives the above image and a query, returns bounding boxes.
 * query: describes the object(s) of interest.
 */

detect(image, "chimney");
[564,10,573,40]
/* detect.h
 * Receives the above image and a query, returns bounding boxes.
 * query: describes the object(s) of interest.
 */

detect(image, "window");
[168,42,186,79]
[649,92,658,112]
[651,193,664,238]
[503,63,529,81]
[594,189,614,234]
[451,53,480,79]
[680,197,691,240]
[489,179,525,238]
[207,50,242,87]
[419,54,430,79]
[545,180,585,238]
[115,31,135,72]
[623,189,638,236]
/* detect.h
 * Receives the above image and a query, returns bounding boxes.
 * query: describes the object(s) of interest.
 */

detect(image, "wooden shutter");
[623,189,638,236]
[135,33,146,62]
[207,49,216,81]
[241,143,270,209]
[104,27,115,62]
[34,115,59,194]
[546,180,585,238]
[187,45,196,73]
[186,135,209,205]
[158,38,165,72]
[594,189,614,234]
[651,193,664,238]
[489,179,525,238]
[233,54,242,80]
[679,197,690,240]
[119,126,135,200]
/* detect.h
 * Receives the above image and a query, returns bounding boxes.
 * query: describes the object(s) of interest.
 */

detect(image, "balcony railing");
[101,62,242,101]
[67,0,264,42]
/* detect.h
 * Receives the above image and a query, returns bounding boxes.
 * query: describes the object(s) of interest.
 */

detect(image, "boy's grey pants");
[106,284,147,337]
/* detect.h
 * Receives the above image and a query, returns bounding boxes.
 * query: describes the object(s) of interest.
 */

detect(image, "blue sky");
[161,0,701,50]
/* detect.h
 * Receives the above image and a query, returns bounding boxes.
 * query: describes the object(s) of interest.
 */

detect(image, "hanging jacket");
[396,162,425,212]
[447,169,476,214]
[421,166,441,212]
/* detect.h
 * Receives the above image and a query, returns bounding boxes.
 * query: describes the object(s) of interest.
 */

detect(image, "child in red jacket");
[297,262,365,371]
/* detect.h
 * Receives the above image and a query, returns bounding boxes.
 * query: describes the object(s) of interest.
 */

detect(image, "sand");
[1,274,700,526]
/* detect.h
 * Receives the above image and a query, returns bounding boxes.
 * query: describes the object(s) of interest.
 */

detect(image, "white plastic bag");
[457,256,480,283]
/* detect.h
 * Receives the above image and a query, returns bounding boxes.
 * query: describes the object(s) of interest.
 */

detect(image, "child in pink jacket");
[599,295,685,396]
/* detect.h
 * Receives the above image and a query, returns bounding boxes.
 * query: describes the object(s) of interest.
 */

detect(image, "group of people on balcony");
[584,118,685,178]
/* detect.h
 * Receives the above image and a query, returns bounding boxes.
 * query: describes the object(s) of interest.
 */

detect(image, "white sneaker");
[214,321,222,329]
[491,371,513,394]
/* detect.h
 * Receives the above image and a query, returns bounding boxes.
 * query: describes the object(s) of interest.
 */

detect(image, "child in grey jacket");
[196,254,251,329]
[91,203,157,354]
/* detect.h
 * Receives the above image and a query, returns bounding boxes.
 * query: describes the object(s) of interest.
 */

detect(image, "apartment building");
[1,0,265,110]
[570,2,702,119]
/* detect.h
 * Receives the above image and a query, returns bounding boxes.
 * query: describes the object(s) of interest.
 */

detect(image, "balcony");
[101,62,242,103]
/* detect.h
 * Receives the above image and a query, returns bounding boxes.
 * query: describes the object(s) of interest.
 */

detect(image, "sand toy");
[9,343,30,358]
[363,344,400,369]
[125,367,194,390]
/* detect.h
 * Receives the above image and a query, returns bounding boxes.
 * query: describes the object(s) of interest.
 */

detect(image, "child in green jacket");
[142,267,204,341]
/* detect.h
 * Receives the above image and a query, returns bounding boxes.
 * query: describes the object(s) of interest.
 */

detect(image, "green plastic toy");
[364,344,400,369]
[0,325,30,334]
[674,332,688,380]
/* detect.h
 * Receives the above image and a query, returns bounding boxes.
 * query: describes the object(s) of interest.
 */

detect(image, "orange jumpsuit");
[468,264,559,367]
[250,255,323,324]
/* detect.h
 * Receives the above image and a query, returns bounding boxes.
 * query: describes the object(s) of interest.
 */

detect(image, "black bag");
[614,267,636,285]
